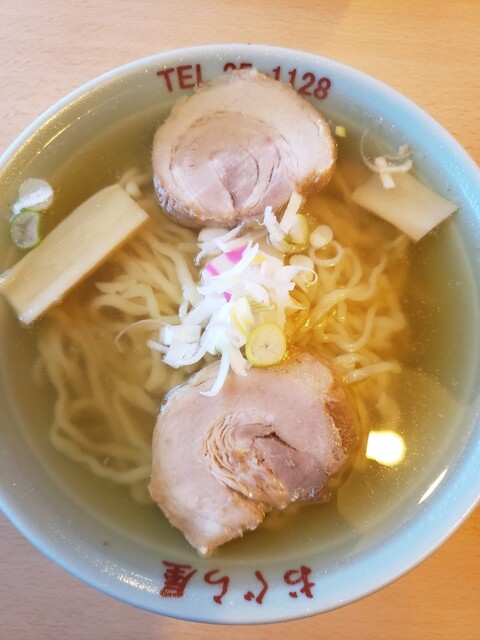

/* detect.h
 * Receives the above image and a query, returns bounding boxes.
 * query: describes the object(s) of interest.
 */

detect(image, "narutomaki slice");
[149,352,357,557]
[152,69,337,228]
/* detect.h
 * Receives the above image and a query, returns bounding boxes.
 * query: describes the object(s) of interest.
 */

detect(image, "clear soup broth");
[1,104,477,564]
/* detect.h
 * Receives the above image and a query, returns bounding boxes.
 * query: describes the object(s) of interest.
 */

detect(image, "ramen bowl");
[0,44,479,624]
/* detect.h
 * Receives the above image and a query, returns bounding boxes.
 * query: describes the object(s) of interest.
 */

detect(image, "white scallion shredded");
[12,178,54,219]
[374,157,397,189]
[279,190,303,232]
[143,205,316,394]
[360,130,413,186]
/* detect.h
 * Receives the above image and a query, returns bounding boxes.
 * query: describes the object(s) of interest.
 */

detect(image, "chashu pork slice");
[152,69,337,228]
[149,352,357,557]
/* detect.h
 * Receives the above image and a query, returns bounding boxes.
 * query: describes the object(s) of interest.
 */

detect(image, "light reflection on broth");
[0,107,476,561]
[365,431,406,466]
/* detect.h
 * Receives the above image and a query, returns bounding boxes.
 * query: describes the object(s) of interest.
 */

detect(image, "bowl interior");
[1,45,479,624]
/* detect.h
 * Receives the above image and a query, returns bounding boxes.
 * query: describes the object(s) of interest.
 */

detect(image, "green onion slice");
[10,209,41,249]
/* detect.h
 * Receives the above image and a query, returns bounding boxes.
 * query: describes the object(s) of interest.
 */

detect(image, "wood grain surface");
[0,1,479,639]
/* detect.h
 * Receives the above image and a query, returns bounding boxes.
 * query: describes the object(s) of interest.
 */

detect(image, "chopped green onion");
[230,297,255,335]
[279,190,303,232]
[12,178,54,218]
[9,178,54,250]
[9,209,41,249]
[287,213,309,245]
[310,224,333,248]
[245,322,286,367]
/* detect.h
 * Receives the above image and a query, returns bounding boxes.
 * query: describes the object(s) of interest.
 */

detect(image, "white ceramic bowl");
[1,45,479,624]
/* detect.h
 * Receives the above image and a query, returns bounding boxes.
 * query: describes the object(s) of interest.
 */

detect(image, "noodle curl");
[36,166,410,501]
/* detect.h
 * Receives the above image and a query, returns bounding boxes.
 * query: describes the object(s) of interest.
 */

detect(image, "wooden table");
[1,1,479,638]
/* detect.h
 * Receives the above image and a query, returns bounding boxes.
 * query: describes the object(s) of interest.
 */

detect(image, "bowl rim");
[1,43,479,179]
[1,43,479,624]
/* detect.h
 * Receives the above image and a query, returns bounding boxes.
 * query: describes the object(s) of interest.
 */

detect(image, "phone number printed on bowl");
[156,62,332,100]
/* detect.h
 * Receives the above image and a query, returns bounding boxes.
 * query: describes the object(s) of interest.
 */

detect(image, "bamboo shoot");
[351,172,458,242]
[0,184,149,324]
